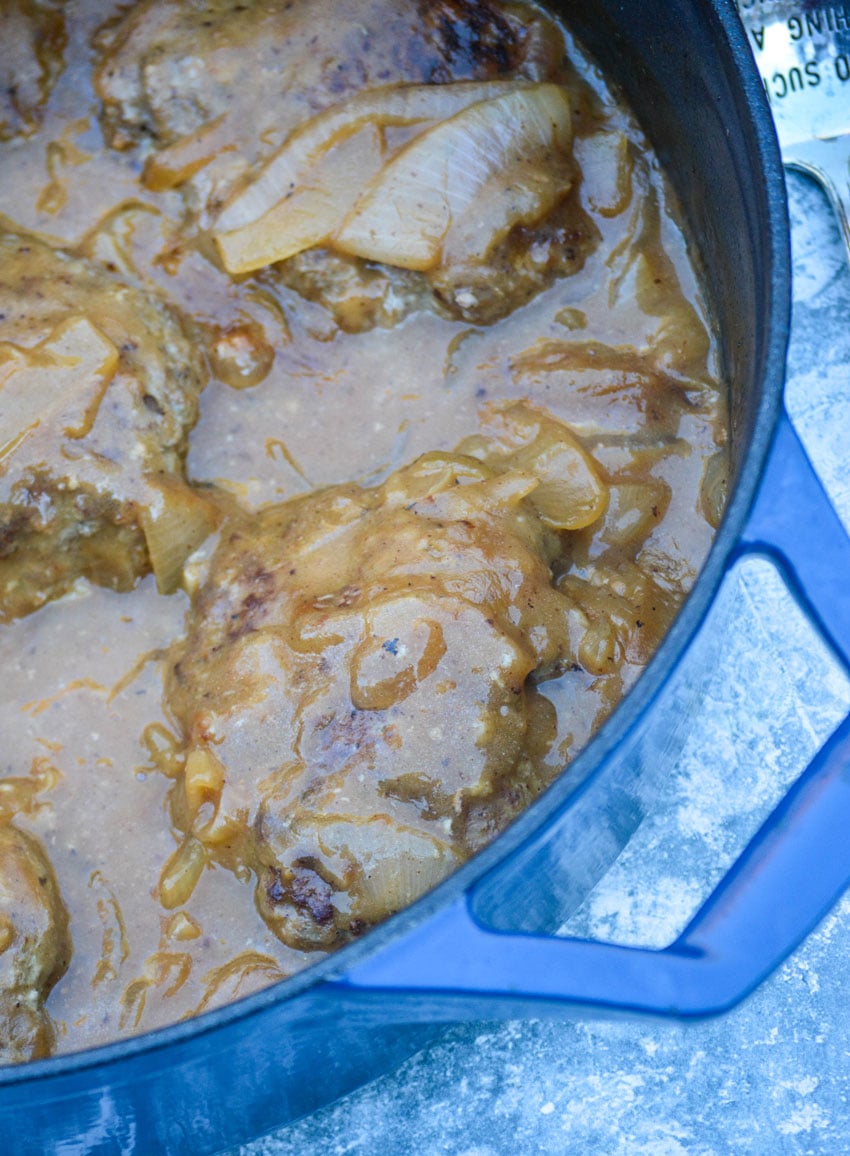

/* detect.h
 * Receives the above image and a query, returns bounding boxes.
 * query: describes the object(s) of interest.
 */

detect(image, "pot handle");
[330,410,850,1018]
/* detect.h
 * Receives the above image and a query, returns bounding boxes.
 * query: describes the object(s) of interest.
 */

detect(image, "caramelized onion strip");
[213,80,529,273]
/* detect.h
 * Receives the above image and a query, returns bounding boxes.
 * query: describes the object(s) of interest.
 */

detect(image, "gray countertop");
[237,172,850,1156]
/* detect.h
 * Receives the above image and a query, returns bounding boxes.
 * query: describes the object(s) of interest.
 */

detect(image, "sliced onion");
[457,403,607,531]
[183,746,225,817]
[216,125,385,274]
[140,477,222,595]
[422,469,540,523]
[216,81,523,233]
[335,84,573,272]
[213,81,525,274]
[306,813,458,923]
[157,835,208,909]
[189,951,285,1018]
[512,434,608,530]
[573,129,633,218]
[600,481,671,547]
[700,450,727,530]
[143,114,235,192]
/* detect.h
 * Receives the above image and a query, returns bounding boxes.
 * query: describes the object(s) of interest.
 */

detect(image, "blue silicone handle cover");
[332,412,850,1018]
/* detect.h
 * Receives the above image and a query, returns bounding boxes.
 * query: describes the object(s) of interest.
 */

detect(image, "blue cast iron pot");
[7,0,849,1151]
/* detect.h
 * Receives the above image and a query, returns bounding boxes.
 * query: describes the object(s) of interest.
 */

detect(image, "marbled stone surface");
[237,173,850,1156]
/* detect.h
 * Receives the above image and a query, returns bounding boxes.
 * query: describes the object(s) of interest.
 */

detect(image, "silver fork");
[735,0,850,257]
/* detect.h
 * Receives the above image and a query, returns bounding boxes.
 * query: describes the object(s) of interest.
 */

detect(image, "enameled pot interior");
[0,0,790,1092]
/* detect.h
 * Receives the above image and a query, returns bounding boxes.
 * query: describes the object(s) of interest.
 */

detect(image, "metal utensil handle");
[333,412,850,1017]
[784,139,850,260]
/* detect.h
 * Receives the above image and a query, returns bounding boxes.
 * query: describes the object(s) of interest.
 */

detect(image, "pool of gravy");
[0,0,727,1053]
